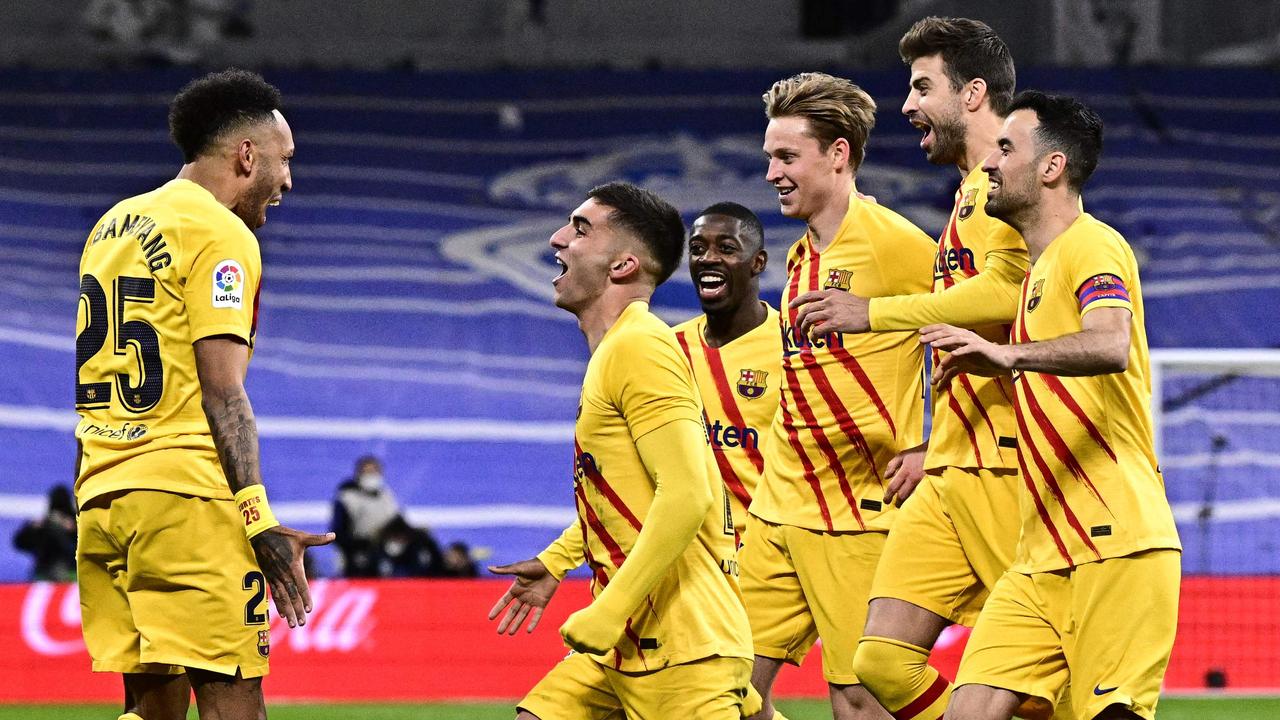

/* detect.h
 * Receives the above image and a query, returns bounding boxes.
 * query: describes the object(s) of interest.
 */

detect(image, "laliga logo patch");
[737,368,769,400]
[824,268,853,291]
[958,188,978,220]
[213,260,244,309]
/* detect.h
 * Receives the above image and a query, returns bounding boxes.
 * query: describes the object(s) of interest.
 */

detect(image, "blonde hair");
[763,72,876,170]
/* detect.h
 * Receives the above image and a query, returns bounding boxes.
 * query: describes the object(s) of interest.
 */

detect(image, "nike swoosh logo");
[1093,685,1119,696]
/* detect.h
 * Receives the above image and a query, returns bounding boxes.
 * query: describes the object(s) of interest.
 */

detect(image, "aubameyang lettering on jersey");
[573,451,600,484]
[934,246,976,278]
[706,419,758,450]
[781,321,844,356]
[90,212,172,272]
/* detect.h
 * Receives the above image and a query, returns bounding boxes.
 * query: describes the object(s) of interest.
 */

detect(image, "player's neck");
[805,179,854,253]
[176,161,240,212]
[1022,193,1083,264]
[703,297,767,348]
[578,287,652,354]
[958,110,1004,176]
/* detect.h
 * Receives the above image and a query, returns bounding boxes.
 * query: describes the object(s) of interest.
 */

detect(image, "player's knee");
[852,635,931,701]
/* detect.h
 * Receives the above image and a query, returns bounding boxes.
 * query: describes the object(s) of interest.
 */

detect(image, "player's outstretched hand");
[790,289,872,339]
[884,441,927,506]
[560,603,624,656]
[488,558,560,635]
[251,525,335,629]
[920,324,1013,387]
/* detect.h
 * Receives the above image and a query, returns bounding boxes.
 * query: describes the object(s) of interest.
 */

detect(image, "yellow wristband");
[234,485,281,539]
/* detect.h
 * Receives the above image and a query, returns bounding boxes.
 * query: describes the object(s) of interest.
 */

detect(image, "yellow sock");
[119,714,145,720]
[771,711,791,720]
[853,636,951,720]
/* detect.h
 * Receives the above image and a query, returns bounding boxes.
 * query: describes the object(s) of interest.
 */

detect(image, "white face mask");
[357,471,384,491]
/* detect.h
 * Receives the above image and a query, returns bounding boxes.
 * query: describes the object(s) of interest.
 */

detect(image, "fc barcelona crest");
[737,369,769,400]
[1026,279,1044,313]
[824,268,853,291]
[958,188,978,220]
[257,629,271,658]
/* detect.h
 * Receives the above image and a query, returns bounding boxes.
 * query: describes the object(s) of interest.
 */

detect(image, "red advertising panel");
[1,577,1274,702]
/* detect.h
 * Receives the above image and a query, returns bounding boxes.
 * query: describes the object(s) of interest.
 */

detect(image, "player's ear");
[751,248,768,277]
[829,137,850,170]
[235,138,255,177]
[1041,151,1068,187]
[608,253,642,282]
[965,78,987,112]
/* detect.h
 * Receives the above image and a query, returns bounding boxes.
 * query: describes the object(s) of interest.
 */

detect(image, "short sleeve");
[184,217,262,344]
[606,328,703,441]
[1062,228,1135,319]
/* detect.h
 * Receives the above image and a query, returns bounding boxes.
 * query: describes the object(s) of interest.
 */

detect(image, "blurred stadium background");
[1,0,1278,715]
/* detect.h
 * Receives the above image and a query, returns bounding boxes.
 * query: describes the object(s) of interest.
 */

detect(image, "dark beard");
[926,114,967,166]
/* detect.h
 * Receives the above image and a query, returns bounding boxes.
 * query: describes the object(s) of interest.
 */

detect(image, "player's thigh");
[954,571,1068,711]
[77,494,183,675]
[1064,550,1180,720]
[738,515,818,665]
[612,656,752,720]
[519,652,622,720]
[870,471,986,629]
[942,468,1021,593]
[123,491,270,678]
[789,528,885,684]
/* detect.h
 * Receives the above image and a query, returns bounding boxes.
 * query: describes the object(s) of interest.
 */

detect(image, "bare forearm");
[202,386,263,493]
[870,250,1025,331]
[1008,328,1128,376]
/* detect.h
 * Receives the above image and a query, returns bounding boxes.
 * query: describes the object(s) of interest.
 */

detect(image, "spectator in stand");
[332,456,403,577]
[13,485,78,581]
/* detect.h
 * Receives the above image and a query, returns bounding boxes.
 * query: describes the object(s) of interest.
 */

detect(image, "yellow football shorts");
[955,549,1180,719]
[77,489,271,678]
[518,651,751,719]
[738,514,886,684]
[870,467,1021,625]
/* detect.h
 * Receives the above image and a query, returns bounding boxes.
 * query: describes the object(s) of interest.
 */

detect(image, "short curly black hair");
[168,69,282,163]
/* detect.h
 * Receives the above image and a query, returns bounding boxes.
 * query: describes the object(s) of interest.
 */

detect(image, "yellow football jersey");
[75,179,262,507]
[574,301,751,671]
[672,304,782,536]
[751,193,934,532]
[1009,213,1180,572]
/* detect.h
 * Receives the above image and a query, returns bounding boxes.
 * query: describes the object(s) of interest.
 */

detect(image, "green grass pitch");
[1,697,1276,719]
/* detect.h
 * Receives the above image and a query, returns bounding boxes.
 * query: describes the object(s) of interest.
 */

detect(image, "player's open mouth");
[553,255,568,284]
[776,186,796,199]
[911,118,934,150]
[697,271,728,300]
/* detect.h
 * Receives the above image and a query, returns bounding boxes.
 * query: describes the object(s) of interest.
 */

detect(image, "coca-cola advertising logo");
[20,580,377,656]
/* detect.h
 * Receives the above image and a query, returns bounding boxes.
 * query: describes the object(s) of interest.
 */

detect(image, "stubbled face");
[688,214,765,315]
[764,116,845,221]
[548,197,621,315]
[982,109,1043,221]
[235,109,294,229]
[902,54,968,166]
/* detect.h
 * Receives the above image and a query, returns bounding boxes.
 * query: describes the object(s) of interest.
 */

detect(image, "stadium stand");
[2,66,1279,583]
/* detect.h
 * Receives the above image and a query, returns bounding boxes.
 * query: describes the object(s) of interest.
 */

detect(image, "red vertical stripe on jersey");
[576,514,609,593]
[956,374,1000,448]
[1039,374,1118,462]
[575,482,628,569]
[1013,390,1102,561]
[674,331,753,509]
[946,390,983,466]
[1015,438,1075,568]
[784,361,866,529]
[779,391,834,531]
[1020,381,1110,509]
[893,673,950,720]
[1014,273,1032,343]
[701,338,767,475]
[623,618,646,665]
[830,344,897,437]
[575,439,643,533]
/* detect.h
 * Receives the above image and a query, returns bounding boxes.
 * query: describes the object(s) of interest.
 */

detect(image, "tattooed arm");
[194,336,334,628]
